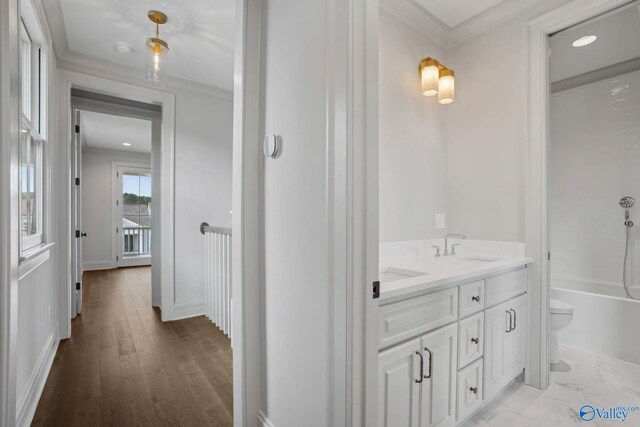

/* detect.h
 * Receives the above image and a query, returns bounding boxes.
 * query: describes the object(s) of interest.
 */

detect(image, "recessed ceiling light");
[572,35,597,47]
[114,42,133,54]
[123,142,131,146]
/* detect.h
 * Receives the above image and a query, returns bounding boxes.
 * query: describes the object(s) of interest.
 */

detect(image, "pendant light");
[146,10,169,88]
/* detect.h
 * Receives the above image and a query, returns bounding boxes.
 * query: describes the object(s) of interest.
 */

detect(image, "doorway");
[70,90,161,317]
[117,166,153,268]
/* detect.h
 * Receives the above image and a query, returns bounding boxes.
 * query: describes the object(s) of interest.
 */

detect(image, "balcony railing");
[123,226,151,257]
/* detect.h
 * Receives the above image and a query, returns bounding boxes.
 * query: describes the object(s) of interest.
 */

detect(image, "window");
[19,9,47,255]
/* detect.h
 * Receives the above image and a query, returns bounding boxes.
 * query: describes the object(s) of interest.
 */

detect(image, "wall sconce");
[418,57,455,104]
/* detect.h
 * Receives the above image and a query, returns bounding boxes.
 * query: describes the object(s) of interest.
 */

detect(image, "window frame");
[18,3,48,258]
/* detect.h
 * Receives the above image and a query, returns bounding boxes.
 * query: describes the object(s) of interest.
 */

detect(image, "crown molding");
[379,0,566,50]
[37,0,233,101]
[379,0,449,48]
[448,0,551,47]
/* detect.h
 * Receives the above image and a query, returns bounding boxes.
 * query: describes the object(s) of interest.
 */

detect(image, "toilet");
[550,298,574,367]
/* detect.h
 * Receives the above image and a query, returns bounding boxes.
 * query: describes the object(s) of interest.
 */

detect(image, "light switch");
[435,214,446,230]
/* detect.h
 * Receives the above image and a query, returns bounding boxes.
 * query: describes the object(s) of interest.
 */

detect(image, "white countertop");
[379,254,532,302]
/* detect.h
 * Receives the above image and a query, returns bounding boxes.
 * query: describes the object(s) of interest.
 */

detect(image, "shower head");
[620,196,635,209]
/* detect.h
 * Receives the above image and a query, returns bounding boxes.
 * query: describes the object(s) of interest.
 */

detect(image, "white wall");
[379,10,448,243]
[81,148,151,269]
[174,88,233,305]
[260,0,331,424]
[549,70,640,290]
[444,0,571,242]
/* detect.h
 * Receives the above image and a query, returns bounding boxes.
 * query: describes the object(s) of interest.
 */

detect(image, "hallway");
[31,267,233,426]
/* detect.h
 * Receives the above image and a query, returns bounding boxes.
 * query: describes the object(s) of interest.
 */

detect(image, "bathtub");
[551,277,640,365]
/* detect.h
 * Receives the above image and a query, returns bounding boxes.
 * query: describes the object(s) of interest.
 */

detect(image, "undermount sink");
[379,267,428,283]
[457,256,501,263]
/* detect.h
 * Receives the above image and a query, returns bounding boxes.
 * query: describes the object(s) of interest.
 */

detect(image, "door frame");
[233,0,379,425]
[58,69,176,339]
[113,164,153,268]
[525,0,633,390]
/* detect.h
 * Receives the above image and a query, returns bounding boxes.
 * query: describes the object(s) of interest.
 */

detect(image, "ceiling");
[46,0,235,91]
[81,111,152,154]
[550,3,640,83]
[412,0,508,28]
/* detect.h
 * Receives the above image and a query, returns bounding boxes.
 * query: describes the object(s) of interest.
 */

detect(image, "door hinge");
[75,230,80,238]
[116,200,119,205]
[76,282,81,291]
[116,227,119,234]
[116,256,119,261]
[372,281,380,299]
[75,124,80,133]
[548,252,551,261]
[75,177,80,185]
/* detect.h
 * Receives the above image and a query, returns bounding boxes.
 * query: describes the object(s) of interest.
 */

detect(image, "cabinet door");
[505,294,527,379]
[483,301,510,400]
[420,323,458,427]
[378,338,422,427]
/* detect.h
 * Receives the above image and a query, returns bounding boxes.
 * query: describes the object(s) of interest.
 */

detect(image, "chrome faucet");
[444,233,466,256]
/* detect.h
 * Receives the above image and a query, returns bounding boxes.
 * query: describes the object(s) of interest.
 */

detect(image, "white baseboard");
[82,260,114,271]
[258,410,276,427]
[16,334,59,427]
[172,299,205,320]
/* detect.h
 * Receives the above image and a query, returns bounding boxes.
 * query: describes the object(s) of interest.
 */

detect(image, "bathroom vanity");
[377,250,531,427]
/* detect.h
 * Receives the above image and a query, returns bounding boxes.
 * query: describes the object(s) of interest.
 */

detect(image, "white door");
[378,338,421,427]
[117,167,152,267]
[71,110,83,316]
[420,323,458,427]
[505,295,527,378]
[484,301,509,400]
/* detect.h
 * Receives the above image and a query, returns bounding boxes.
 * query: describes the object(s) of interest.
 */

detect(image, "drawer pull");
[469,386,478,394]
[423,347,432,379]
[470,337,479,344]
[471,295,480,302]
[415,351,424,383]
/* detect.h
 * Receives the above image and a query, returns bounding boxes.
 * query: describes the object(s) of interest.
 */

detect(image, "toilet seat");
[550,298,573,315]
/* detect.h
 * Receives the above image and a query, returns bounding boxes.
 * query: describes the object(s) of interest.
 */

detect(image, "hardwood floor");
[32,266,233,426]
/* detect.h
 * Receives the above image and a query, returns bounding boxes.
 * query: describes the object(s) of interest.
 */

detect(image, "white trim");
[525,0,632,391]
[172,299,205,320]
[378,0,449,48]
[82,260,113,271]
[257,410,276,427]
[0,0,21,424]
[18,245,51,280]
[232,1,261,425]
[15,333,58,427]
[57,69,176,341]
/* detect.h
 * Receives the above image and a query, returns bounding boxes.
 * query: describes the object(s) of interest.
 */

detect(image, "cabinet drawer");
[484,268,527,308]
[457,359,483,422]
[458,312,484,369]
[459,280,484,318]
[379,288,458,349]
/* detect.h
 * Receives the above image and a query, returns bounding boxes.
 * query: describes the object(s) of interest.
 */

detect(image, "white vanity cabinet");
[377,324,458,427]
[378,266,528,427]
[483,293,528,400]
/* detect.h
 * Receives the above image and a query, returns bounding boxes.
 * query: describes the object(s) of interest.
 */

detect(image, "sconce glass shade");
[146,37,168,88]
[419,58,440,96]
[438,68,455,104]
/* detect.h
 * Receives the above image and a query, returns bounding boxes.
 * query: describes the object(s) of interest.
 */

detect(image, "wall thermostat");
[264,134,279,157]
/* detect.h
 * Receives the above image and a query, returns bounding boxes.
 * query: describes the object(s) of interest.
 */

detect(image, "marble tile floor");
[461,345,640,427]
